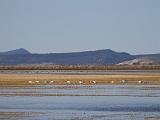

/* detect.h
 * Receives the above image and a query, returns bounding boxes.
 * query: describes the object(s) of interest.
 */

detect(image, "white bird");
[92,81,96,84]
[121,80,126,83]
[28,81,32,84]
[138,80,143,84]
[50,81,54,83]
[67,81,71,84]
[111,81,114,84]
[79,81,83,84]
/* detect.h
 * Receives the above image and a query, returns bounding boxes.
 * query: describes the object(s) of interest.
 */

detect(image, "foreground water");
[0,85,160,120]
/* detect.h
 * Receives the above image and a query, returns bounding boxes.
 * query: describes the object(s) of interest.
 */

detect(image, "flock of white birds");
[28,80,144,84]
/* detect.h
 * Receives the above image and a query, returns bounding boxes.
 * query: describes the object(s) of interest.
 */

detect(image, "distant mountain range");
[0,48,159,65]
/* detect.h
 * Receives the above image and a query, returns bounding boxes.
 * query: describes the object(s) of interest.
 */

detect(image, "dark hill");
[0,49,135,65]
[0,48,31,55]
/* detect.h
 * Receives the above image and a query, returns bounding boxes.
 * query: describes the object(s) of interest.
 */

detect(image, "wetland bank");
[0,67,160,120]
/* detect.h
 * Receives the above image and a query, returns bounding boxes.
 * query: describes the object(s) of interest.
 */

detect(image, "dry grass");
[0,74,160,85]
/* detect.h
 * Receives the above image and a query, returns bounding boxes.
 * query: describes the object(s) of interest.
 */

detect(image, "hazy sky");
[0,0,160,54]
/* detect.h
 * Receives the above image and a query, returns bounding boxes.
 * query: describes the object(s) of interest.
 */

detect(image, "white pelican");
[35,80,39,83]
[79,81,83,84]
[138,80,143,84]
[28,81,32,84]
[50,81,54,83]
[121,80,126,83]
[92,81,96,84]
[111,81,114,84]
[67,81,71,84]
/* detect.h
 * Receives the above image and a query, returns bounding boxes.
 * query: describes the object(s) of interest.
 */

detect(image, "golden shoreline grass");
[0,74,160,85]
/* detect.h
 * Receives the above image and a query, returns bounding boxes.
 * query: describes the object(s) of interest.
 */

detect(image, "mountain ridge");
[0,48,159,65]
[0,48,31,55]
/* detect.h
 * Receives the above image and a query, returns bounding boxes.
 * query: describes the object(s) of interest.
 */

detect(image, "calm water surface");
[0,85,160,120]
[1,70,160,75]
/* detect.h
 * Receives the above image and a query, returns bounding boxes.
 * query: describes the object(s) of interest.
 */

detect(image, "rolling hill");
[0,48,135,65]
[0,48,31,55]
[0,48,159,65]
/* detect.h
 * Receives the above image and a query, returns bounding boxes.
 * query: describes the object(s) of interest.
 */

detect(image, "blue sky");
[0,0,160,54]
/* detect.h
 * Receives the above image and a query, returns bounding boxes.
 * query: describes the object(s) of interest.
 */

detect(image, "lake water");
[1,70,160,75]
[0,85,160,120]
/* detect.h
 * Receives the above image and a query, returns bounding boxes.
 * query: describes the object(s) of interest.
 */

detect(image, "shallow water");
[1,85,160,97]
[0,85,160,120]
[1,70,160,75]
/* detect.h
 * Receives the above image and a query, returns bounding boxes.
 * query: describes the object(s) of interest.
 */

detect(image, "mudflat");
[0,73,160,85]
